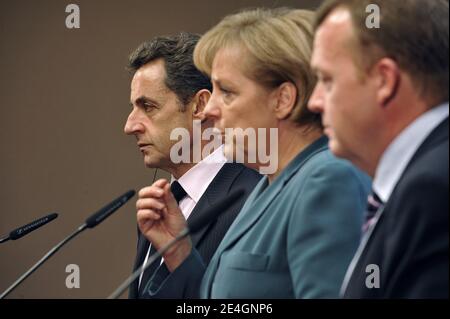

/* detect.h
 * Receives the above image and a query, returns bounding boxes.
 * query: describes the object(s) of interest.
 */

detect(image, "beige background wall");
[0,0,321,298]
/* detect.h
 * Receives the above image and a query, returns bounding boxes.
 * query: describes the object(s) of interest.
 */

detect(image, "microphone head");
[187,189,245,234]
[9,213,59,240]
[85,190,135,228]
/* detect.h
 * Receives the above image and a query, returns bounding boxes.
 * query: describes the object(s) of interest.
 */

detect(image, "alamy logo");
[365,264,380,289]
[366,4,381,29]
[65,264,80,289]
[65,4,80,29]
[170,120,278,175]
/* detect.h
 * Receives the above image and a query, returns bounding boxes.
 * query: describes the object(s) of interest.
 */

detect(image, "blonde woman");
[136,8,370,298]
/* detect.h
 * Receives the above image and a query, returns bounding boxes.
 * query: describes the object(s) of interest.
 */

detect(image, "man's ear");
[274,82,297,120]
[191,89,211,121]
[374,58,401,108]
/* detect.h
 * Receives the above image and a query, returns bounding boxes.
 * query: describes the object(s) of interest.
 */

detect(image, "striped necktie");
[362,191,383,233]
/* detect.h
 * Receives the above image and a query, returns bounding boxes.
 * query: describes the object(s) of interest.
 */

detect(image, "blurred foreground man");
[309,0,449,298]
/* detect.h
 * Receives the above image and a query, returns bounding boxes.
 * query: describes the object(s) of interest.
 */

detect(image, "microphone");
[0,213,58,244]
[107,188,245,299]
[0,189,135,299]
[85,190,135,228]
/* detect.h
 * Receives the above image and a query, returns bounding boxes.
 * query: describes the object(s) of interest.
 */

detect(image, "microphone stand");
[108,228,189,299]
[0,190,135,299]
[0,224,87,299]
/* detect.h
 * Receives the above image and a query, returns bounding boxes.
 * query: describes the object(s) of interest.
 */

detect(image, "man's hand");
[136,179,192,272]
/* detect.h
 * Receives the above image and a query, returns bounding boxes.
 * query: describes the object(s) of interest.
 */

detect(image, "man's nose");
[124,108,144,135]
[308,84,325,114]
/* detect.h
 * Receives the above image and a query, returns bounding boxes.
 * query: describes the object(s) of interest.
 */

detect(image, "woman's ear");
[274,82,297,120]
[192,89,212,121]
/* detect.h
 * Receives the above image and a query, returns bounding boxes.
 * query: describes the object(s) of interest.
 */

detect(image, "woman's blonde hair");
[194,8,321,128]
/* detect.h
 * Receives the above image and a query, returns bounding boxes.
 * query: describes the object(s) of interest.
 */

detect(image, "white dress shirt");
[373,103,449,203]
[138,145,227,287]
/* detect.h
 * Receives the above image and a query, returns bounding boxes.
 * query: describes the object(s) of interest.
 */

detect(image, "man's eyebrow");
[131,96,160,107]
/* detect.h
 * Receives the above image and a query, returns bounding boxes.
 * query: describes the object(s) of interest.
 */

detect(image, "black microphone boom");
[0,189,135,299]
[0,213,58,244]
[85,190,136,228]
[107,188,245,299]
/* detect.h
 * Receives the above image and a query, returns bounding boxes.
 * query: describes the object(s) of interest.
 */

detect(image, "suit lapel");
[340,204,385,296]
[202,136,329,297]
[130,231,150,298]
[215,136,329,253]
[214,177,279,252]
[188,195,212,247]
[188,163,245,248]
[201,178,267,298]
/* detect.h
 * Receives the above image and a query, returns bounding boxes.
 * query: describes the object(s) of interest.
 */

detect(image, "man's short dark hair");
[316,0,449,106]
[128,32,212,110]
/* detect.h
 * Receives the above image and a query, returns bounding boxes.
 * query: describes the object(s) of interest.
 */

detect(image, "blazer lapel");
[188,196,212,247]
[215,136,329,254]
[130,231,150,298]
[187,163,245,248]
[200,178,268,298]
[340,204,385,296]
[215,177,280,252]
[202,137,329,297]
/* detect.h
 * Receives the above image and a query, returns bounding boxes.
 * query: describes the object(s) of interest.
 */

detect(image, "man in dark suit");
[124,33,261,298]
[308,0,449,298]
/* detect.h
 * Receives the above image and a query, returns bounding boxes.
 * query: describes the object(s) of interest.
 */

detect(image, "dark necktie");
[138,181,187,297]
[170,180,188,204]
[362,191,383,233]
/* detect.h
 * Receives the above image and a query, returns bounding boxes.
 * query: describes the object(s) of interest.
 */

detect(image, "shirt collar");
[373,103,449,203]
[172,145,227,203]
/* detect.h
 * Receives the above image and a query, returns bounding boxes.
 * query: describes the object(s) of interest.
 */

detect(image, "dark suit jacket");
[344,118,449,299]
[129,163,261,299]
